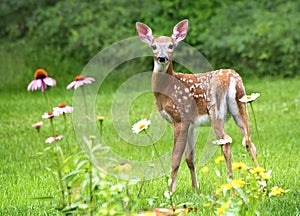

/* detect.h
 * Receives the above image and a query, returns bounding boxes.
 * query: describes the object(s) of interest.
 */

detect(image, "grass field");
[1,75,299,215]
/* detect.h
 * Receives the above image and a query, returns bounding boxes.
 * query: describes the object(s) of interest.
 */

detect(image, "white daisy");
[132,118,151,134]
[239,93,260,103]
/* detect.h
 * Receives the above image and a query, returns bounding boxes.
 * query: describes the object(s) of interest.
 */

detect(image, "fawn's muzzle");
[157,56,168,63]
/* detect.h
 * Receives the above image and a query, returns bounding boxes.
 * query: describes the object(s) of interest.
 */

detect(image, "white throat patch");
[153,61,169,73]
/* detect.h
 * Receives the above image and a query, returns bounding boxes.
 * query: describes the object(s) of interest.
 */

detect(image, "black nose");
[157,56,168,63]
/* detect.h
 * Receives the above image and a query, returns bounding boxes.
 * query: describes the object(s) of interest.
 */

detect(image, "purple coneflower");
[66,75,95,90]
[27,69,56,92]
[53,104,74,115]
[45,135,63,143]
[32,121,43,132]
[42,112,58,119]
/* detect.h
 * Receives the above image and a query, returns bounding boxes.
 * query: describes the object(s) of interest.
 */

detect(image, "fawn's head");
[136,20,188,73]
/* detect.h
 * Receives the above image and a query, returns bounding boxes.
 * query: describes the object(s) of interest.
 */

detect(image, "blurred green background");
[1,0,299,92]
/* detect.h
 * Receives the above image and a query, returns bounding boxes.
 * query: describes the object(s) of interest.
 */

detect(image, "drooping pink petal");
[45,136,55,143]
[27,80,35,91]
[44,77,56,87]
[74,81,85,89]
[66,81,76,90]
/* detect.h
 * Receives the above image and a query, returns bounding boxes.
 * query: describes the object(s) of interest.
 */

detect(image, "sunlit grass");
[0,76,299,215]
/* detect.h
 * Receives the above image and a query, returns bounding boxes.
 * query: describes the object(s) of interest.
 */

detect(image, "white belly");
[192,115,211,126]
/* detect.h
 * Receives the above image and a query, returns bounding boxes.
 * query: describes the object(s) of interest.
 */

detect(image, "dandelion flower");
[97,116,105,121]
[269,186,289,197]
[204,203,211,207]
[201,166,209,173]
[45,135,63,143]
[27,68,56,92]
[42,112,58,119]
[239,93,260,103]
[232,179,245,188]
[66,75,95,90]
[53,104,73,115]
[260,170,272,180]
[132,118,151,134]
[250,167,265,175]
[214,156,224,164]
[220,183,233,191]
[232,162,248,170]
[215,201,231,215]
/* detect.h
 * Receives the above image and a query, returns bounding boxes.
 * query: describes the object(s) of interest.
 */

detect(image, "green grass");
[1,76,299,215]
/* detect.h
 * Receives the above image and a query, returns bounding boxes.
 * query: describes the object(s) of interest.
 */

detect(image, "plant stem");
[50,117,55,136]
[89,137,95,216]
[43,91,51,112]
[99,120,103,136]
[89,159,93,216]
[81,87,88,115]
[143,131,174,206]
[249,102,260,142]
[143,131,167,176]
[55,144,66,208]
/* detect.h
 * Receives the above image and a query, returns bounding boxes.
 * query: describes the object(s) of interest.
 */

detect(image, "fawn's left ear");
[136,22,154,46]
[172,19,188,45]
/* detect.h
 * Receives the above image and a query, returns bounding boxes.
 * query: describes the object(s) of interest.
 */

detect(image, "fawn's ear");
[172,19,188,45]
[136,22,154,46]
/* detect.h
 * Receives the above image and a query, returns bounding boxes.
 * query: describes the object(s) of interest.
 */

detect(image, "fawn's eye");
[151,45,157,50]
[168,44,174,49]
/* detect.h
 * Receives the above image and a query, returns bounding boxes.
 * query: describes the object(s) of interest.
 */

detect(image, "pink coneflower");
[45,135,63,143]
[27,69,56,92]
[66,75,95,90]
[53,104,74,115]
[42,112,58,119]
[32,121,43,132]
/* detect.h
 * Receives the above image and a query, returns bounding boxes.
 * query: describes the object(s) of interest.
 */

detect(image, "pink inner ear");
[172,20,188,44]
[136,22,154,45]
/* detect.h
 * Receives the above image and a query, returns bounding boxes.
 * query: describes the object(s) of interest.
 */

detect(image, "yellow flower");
[250,167,265,175]
[232,179,246,188]
[221,183,233,190]
[132,119,151,134]
[260,171,272,180]
[201,166,209,173]
[269,186,289,197]
[204,203,211,207]
[97,116,105,121]
[215,201,231,215]
[232,162,248,170]
[214,156,224,164]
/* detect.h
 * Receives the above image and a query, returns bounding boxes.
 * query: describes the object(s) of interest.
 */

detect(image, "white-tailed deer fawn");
[136,19,258,192]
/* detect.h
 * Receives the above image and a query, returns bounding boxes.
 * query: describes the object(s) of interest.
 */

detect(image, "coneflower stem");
[50,118,55,136]
[43,91,51,112]
[81,87,88,116]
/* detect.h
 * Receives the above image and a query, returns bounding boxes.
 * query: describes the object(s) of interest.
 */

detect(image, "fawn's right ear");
[136,22,154,46]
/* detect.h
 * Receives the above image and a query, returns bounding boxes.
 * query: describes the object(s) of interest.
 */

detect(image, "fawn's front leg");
[170,121,190,192]
[185,125,199,190]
